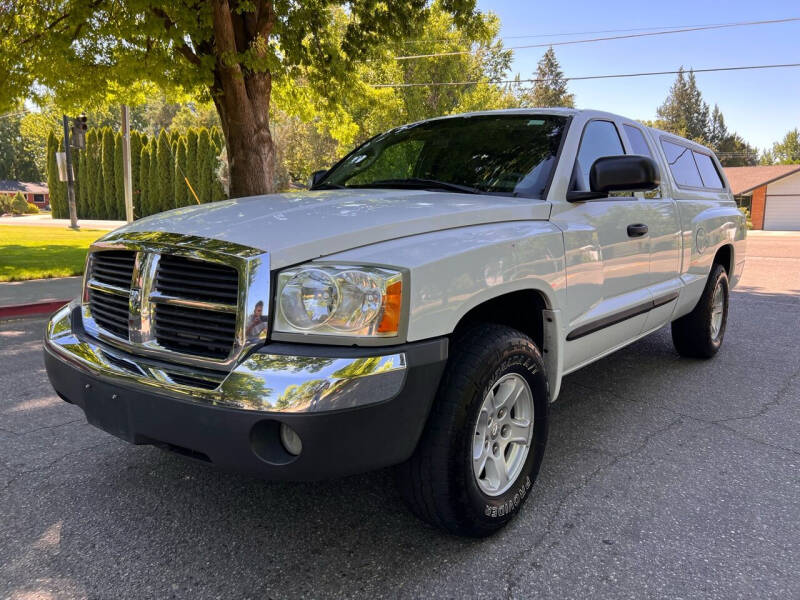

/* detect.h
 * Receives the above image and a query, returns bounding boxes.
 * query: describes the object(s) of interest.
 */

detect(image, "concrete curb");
[0,299,69,320]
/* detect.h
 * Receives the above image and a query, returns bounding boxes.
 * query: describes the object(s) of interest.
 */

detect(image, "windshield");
[316,114,568,198]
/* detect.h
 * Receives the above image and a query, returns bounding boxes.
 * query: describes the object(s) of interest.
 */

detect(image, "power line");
[393,17,800,60]
[397,18,789,44]
[372,62,800,88]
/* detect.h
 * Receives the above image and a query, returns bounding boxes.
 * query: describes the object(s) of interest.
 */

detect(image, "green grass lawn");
[0,226,106,282]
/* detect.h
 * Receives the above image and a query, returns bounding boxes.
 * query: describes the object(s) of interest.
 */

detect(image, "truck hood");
[112,189,551,269]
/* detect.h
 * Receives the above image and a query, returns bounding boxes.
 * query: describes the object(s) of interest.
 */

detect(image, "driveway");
[1,234,798,599]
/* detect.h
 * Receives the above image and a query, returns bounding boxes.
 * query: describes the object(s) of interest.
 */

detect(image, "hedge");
[45,126,226,220]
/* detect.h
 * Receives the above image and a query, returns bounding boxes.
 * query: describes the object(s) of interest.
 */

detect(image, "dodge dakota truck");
[45,108,746,536]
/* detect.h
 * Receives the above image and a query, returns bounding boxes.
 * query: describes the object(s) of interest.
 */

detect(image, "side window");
[661,139,703,188]
[574,120,625,191]
[623,124,661,198]
[692,151,724,189]
[623,124,653,158]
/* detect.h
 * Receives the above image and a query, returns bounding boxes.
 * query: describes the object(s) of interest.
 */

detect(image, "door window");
[573,120,625,191]
[661,139,703,188]
[692,152,724,189]
[623,124,661,198]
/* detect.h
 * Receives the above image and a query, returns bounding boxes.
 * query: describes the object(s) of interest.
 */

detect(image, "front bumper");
[44,304,448,480]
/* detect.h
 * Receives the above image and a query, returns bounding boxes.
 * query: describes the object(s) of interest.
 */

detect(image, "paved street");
[1,234,798,600]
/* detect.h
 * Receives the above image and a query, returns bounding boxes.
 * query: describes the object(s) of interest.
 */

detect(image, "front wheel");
[671,264,729,358]
[396,324,549,537]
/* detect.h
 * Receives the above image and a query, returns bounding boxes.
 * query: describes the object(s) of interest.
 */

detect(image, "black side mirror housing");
[567,155,660,202]
[309,169,328,188]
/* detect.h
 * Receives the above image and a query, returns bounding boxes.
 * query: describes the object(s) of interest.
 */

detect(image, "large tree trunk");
[209,0,276,198]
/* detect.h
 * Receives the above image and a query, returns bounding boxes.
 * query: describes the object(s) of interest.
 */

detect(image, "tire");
[671,264,729,359]
[396,323,549,537]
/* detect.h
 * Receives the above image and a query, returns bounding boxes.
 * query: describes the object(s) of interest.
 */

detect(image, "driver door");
[550,119,654,371]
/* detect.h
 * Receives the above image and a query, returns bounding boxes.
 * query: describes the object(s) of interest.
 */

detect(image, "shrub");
[11,192,29,215]
[25,201,39,214]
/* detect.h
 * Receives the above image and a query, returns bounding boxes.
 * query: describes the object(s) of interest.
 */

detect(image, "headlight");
[275,265,403,338]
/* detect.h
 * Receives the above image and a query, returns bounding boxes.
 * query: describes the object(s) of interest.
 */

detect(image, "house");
[724,165,800,230]
[0,180,50,210]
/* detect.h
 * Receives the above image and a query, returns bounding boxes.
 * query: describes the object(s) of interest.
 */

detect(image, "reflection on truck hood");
[112,189,551,269]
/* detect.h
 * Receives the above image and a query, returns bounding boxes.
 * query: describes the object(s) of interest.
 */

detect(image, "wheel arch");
[713,243,734,275]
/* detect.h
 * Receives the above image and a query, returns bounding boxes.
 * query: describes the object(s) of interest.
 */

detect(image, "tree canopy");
[1,0,487,197]
[652,68,757,166]
[516,47,574,109]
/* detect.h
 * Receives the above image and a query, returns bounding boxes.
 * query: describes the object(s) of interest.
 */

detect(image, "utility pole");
[61,115,79,229]
[121,105,133,223]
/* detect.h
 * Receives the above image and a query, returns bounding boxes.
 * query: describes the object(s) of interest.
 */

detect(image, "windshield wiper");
[349,178,481,195]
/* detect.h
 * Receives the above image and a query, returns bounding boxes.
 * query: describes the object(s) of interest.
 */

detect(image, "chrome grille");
[80,232,269,376]
[87,250,135,339]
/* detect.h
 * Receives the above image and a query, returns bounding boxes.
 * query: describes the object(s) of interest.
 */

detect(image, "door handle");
[627,223,649,237]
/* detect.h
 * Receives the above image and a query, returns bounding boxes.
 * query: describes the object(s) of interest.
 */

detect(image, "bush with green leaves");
[11,191,29,214]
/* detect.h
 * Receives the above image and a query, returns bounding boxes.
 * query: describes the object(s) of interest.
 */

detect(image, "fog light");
[279,423,303,456]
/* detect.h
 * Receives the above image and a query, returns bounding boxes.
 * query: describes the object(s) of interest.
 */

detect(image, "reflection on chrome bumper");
[45,303,407,414]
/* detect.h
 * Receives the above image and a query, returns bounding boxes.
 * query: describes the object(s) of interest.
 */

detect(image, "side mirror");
[567,155,660,202]
[309,169,328,188]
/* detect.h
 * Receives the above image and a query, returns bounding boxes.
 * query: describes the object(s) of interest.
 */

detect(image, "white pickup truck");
[45,108,746,536]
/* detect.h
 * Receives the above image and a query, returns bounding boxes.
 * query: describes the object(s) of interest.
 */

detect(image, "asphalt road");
[2,234,798,599]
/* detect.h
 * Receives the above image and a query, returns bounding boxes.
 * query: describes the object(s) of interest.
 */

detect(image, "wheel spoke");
[491,379,514,410]
[490,454,509,489]
[506,419,531,445]
[473,444,489,475]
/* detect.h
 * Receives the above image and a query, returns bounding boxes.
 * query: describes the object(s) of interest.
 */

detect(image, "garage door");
[764,196,800,231]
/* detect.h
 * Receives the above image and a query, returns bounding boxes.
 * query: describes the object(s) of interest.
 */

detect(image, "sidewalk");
[0,214,126,230]
[0,277,82,319]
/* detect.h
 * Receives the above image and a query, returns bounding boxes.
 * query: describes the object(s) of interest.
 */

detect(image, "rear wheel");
[396,323,549,537]
[671,264,729,358]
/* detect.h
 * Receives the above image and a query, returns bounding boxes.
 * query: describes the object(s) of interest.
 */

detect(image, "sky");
[475,0,800,150]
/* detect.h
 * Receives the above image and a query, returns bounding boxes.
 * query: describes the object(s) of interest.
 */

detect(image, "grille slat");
[88,251,136,339]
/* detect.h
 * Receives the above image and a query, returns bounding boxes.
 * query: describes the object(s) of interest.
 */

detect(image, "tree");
[138,143,150,217]
[196,129,212,203]
[519,47,574,108]
[185,129,200,197]
[100,128,116,219]
[2,1,484,198]
[656,68,710,143]
[45,131,61,216]
[86,129,103,218]
[114,132,125,218]
[174,137,189,207]
[147,142,158,215]
[156,130,173,212]
[11,191,29,214]
[768,129,800,164]
[130,131,143,214]
[0,108,42,181]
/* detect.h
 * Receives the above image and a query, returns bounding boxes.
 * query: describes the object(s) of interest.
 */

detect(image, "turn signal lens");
[377,280,402,334]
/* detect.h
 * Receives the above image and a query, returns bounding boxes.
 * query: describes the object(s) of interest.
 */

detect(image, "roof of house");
[723,165,800,195]
[0,180,49,194]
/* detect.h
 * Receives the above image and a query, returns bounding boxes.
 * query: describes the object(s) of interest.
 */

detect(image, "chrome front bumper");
[46,303,408,414]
